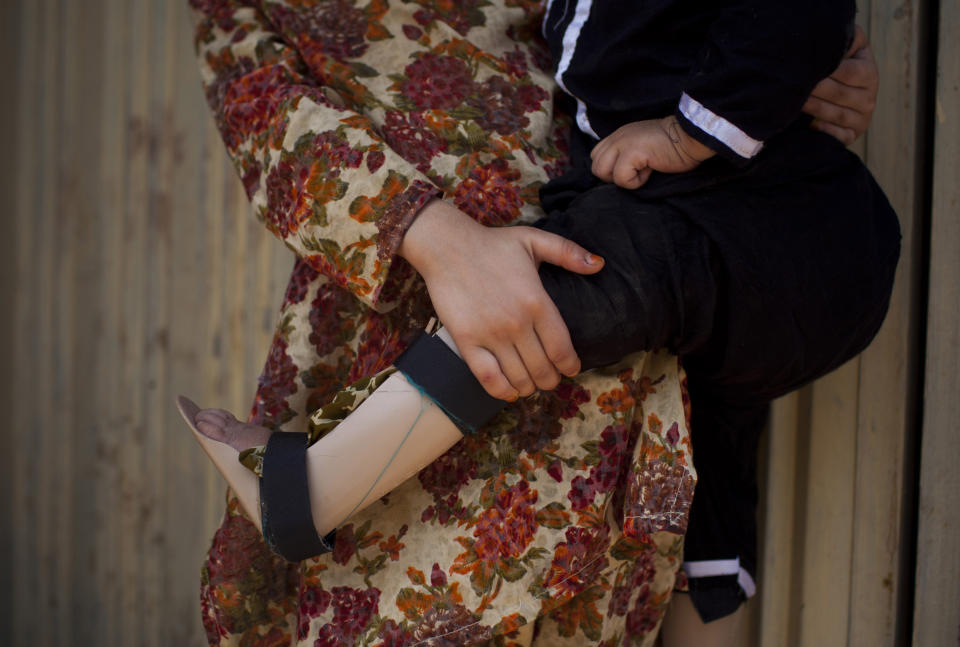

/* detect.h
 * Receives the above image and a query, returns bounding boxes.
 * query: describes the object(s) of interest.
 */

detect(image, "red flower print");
[264,157,314,238]
[309,282,362,357]
[273,1,370,59]
[221,65,299,148]
[311,0,370,58]
[283,258,321,308]
[190,0,243,32]
[417,442,478,499]
[624,458,696,538]
[297,586,332,639]
[468,76,547,136]
[206,514,264,586]
[332,523,358,566]
[250,334,298,429]
[403,24,424,40]
[315,586,381,645]
[264,131,363,238]
[203,512,300,637]
[331,586,381,635]
[430,563,448,587]
[381,110,449,168]
[553,380,591,419]
[547,458,564,482]
[400,53,474,110]
[453,158,524,226]
[607,546,655,618]
[410,605,493,645]
[541,526,611,598]
[625,587,661,637]
[411,0,487,36]
[366,149,386,173]
[472,480,539,561]
[376,618,412,647]
[241,160,263,200]
[347,312,406,381]
[502,47,529,77]
[665,421,680,446]
[568,474,599,511]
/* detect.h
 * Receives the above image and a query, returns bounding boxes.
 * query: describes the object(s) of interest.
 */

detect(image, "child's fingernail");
[507,391,520,402]
[584,253,603,265]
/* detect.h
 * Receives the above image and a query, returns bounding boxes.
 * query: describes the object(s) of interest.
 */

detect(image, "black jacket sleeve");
[675,1,856,163]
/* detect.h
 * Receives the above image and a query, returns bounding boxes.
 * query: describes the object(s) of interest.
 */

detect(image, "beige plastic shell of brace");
[178,329,465,538]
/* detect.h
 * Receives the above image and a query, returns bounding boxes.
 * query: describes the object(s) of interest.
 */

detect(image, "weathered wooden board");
[849,0,930,642]
[745,0,932,643]
[912,0,960,643]
[3,1,290,644]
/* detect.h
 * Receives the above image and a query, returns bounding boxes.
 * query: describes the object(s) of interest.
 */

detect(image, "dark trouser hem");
[685,575,749,623]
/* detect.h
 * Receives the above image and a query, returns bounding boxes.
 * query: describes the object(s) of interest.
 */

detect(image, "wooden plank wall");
[912,0,960,644]
[2,1,291,644]
[0,1,955,646]
[746,0,939,644]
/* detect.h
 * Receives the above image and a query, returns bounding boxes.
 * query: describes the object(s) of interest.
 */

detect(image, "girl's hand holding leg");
[398,199,605,400]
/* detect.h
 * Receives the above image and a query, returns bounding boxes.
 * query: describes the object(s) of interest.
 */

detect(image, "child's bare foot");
[194,408,273,452]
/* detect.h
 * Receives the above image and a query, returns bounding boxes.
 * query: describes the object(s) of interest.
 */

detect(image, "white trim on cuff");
[678,92,764,159]
[683,558,757,598]
[554,0,600,140]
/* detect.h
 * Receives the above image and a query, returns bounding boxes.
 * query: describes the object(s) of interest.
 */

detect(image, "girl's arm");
[190,0,440,310]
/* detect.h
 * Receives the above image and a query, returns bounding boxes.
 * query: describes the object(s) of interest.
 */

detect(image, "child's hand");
[590,116,715,189]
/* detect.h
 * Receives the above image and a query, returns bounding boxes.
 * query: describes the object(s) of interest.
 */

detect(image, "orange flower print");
[597,387,636,415]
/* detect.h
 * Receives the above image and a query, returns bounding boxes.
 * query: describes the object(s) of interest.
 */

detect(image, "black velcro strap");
[394,332,506,433]
[260,432,336,562]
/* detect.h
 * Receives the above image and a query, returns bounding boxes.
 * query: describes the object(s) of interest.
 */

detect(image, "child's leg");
[534,125,901,625]
[659,593,745,647]
[183,328,468,544]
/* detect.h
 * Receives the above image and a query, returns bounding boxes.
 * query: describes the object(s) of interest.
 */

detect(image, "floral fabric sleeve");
[190,0,440,308]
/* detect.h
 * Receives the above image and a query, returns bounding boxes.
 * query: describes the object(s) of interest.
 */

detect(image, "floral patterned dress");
[190,1,697,645]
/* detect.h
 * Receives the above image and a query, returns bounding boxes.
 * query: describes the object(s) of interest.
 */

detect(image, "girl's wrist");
[398,199,478,278]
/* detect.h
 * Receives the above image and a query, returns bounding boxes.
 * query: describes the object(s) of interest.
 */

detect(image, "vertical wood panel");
[912,0,960,643]
[0,0,21,640]
[756,393,802,647]
[749,0,930,643]
[65,0,108,642]
[38,1,59,643]
[797,363,860,646]
[96,0,126,641]
[850,0,929,643]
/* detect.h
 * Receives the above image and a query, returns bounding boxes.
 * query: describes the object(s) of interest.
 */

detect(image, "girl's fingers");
[514,329,562,392]
[462,346,519,402]
[494,344,538,398]
[535,306,581,378]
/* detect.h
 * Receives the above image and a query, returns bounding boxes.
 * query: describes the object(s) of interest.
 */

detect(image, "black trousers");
[533,124,901,621]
